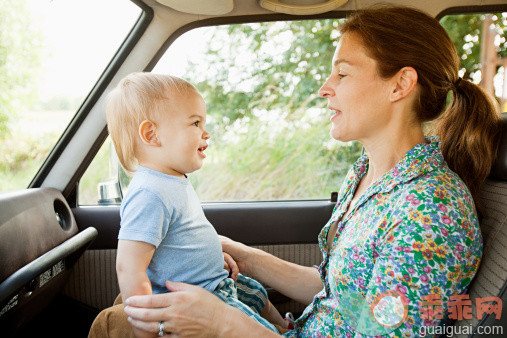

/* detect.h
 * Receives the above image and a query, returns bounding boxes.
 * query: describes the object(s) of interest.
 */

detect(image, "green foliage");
[191,20,341,123]
[0,128,59,191]
[192,15,505,127]
[0,0,44,136]
[178,14,506,201]
[79,138,113,205]
[0,109,73,191]
[5,12,506,200]
[440,13,507,80]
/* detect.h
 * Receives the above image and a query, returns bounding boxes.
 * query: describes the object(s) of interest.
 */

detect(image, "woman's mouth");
[329,108,341,121]
[198,145,208,158]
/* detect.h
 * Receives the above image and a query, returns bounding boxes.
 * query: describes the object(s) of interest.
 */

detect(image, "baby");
[106,72,287,337]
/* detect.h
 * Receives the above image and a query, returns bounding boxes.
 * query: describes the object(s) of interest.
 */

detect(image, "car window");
[440,12,506,110]
[79,12,506,205]
[0,0,141,193]
[155,19,366,202]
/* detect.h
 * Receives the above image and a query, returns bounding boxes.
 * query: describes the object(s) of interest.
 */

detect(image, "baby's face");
[154,91,209,176]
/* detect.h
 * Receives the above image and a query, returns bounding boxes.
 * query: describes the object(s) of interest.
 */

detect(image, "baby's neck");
[138,161,186,178]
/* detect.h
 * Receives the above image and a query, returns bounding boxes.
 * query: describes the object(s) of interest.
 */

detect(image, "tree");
[0,0,43,136]
[440,13,506,82]
[188,19,339,125]
[187,14,505,128]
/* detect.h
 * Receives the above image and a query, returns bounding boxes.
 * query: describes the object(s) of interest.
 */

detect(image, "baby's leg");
[213,277,279,333]
[234,274,289,328]
[260,299,289,329]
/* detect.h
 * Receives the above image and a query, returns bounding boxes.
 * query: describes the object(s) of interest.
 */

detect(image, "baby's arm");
[117,239,156,338]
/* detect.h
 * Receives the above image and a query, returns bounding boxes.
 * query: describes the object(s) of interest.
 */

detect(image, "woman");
[93,5,502,337]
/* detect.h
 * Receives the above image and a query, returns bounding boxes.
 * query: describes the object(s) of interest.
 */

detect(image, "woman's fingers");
[224,261,231,273]
[165,280,202,293]
[127,317,176,337]
[219,236,252,272]
[124,281,227,337]
[224,263,231,273]
[124,305,169,322]
[126,316,159,334]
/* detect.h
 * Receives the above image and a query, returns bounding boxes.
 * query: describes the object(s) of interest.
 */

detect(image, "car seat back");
[453,112,507,336]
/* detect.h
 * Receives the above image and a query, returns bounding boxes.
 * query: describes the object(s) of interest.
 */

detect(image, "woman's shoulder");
[389,166,481,250]
[397,163,475,214]
[391,167,483,281]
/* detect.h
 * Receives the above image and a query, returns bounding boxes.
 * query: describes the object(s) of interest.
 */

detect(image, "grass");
[78,138,113,205]
[189,114,362,202]
[0,110,72,191]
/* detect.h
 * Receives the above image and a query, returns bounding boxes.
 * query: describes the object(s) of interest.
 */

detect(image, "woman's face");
[319,32,393,143]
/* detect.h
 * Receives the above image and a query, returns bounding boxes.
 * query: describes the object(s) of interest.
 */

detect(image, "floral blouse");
[284,137,482,337]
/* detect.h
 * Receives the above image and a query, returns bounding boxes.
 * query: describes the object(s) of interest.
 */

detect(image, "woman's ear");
[390,67,418,102]
[138,120,160,146]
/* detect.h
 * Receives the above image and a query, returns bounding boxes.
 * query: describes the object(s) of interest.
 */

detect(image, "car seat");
[452,112,507,336]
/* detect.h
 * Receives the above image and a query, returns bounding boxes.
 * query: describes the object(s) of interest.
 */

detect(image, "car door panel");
[65,201,333,313]
[72,200,334,248]
[0,188,97,335]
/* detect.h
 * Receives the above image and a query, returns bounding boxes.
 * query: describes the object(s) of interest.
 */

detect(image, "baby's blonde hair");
[106,72,197,174]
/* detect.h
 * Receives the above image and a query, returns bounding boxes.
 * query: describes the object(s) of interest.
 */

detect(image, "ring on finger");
[158,321,165,337]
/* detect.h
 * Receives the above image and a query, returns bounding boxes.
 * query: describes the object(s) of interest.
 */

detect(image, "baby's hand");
[223,252,239,281]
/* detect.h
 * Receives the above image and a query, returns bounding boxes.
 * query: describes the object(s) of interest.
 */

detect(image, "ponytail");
[431,79,502,215]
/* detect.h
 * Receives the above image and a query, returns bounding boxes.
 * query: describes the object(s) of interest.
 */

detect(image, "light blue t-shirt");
[118,166,229,294]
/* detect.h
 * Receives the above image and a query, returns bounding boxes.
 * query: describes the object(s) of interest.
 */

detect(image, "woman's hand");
[124,280,282,338]
[124,281,228,337]
[219,235,255,273]
[221,237,322,305]
[223,252,239,281]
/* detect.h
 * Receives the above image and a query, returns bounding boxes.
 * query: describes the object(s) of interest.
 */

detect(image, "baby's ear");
[138,120,160,146]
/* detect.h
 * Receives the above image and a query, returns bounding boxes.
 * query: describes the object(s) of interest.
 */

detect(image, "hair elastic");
[454,77,462,88]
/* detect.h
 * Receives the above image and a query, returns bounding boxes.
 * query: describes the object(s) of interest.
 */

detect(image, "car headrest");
[490,112,507,181]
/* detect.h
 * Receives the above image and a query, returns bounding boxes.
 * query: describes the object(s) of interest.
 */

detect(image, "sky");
[25,0,205,98]
[25,0,137,97]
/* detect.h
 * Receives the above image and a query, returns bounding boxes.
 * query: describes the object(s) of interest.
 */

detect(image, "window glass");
[80,135,134,206]
[440,13,506,110]
[151,19,362,202]
[0,0,141,192]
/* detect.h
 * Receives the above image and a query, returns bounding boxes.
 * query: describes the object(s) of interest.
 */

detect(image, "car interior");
[0,0,506,337]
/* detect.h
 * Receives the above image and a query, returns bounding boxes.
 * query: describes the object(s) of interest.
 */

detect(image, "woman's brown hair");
[341,5,502,215]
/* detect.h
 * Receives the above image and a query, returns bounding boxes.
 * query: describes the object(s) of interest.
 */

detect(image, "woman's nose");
[318,78,334,98]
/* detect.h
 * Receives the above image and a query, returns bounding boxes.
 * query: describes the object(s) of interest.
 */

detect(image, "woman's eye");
[193,121,199,127]
[338,73,347,79]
